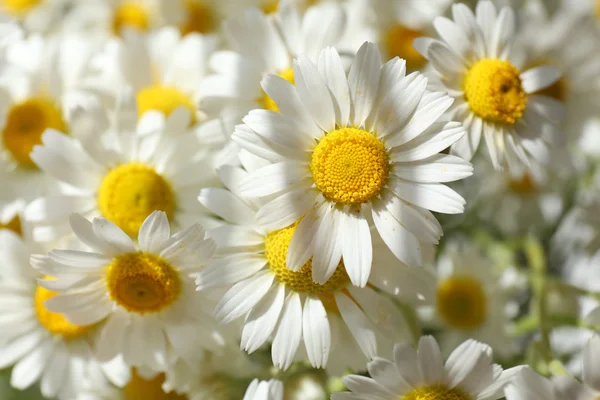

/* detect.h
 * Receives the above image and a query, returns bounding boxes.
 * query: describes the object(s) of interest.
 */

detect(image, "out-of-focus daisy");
[243,379,283,400]
[200,0,347,115]
[232,43,471,279]
[32,211,224,370]
[0,0,71,32]
[197,163,430,373]
[25,95,227,242]
[0,199,24,236]
[506,336,600,399]
[332,336,522,400]
[420,239,517,357]
[0,230,123,400]
[415,1,564,171]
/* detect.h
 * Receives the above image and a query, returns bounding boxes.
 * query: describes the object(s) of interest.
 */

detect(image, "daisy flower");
[332,335,522,400]
[0,0,71,32]
[198,163,431,373]
[243,379,283,400]
[506,336,600,399]
[0,230,122,400]
[232,42,471,279]
[200,0,347,115]
[414,1,564,171]
[25,94,228,242]
[31,211,224,370]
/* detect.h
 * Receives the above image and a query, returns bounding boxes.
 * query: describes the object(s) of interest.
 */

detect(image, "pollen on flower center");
[311,127,390,205]
[463,58,527,125]
[97,163,175,238]
[124,369,187,400]
[265,221,350,294]
[384,24,427,71]
[106,252,181,314]
[403,385,471,400]
[180,0,217,35]
[436,276,487,330]
[136,85,197,124]
[34,285,94,339]
[2,97,67,168]
[258,67,295,112]
[1,0,41,16]
[112,1,150,34]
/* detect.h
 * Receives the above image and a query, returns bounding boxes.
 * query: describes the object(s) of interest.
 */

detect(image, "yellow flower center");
[258,68,295,112]
[2,97,67,168]
[180,0,217,35]
[436,276,487,330]
[0,215,22,236]
[136,85,197,124]
[403,385,470,400]
[311,127,389,205]
[106,252,181,314]
[265,221,350,294]
[507,173,537,195]
[596,0,600,19]
[124,369,188,400]
[97,163,175,238]
[261,0,279,14]
[1,0,41,16]
[463,59,527,125]
[112,1,150,35]
[34,285,94,339]
[384,24,427,71]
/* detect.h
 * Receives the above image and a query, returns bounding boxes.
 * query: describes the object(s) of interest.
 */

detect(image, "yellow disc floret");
[106,252,181,314]
[34,285,94,339]
[258,68,295,112]
[463,59,527,125]
[507,173,537,195]
[180,0,217,35]
[384,24,427,71]
[1,0,41,16]
[97,163,175,238]
[261,0,279,14]
[112,1,150,34]
[0,215,22,236]
[2,97,67,168]
[136,85,197,124]
[124,369,187,400]
[403,385,471,400]
[436,276,487,330]
[311,128,389,205]
[265,221,350,294]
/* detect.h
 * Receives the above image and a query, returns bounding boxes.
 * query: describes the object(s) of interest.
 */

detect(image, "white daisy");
[31,211,224,370]
[0,230,122,400]
[414,1,564,171]
[0,0,72,33]
[332,335,522,400]
[198,163,431,373]
[200,0,347,115]
[24,94,228,242]
[232,42,472,280]
[243,379,283,400]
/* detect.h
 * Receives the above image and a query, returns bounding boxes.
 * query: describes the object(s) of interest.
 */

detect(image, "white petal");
[302,296,331,368]
[392,154,473,183]
[198,188,255,226]
[272,293,303,371]
[584,335,600,391]
[335,292,377,359]
[390,121,465,163]
[311,206,343,285]
[214,271,274,324]
[348,42,381,127]
[286,204,319,271]
[367,357,409,395]
[25,196,95,224]
[293,55,336,132]
[256,188,315,232]
[387,178,466,214]
[195,254,267,291]
[417,336,446,384]
[68,213,122,256]
[521,66,561,94]
[317,47,350,127]
[11,340,53,390]
[340,207,372,288]
[137,211,170,253]
[241,283,285,354]
[240,162,309,198]
[451,115,482,161]
[40,343,68,398]
[92,218,135,254]
[393,342,423,388]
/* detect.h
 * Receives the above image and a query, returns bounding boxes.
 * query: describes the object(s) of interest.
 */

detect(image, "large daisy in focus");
[198,163,433,373]
[332,336,522,400]
[415,1,564,171]
[232,42,471,280]
[32,211,224,370]
[25,94,228,243]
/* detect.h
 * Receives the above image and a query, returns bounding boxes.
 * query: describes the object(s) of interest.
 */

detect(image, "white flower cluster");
[0,0,600,399]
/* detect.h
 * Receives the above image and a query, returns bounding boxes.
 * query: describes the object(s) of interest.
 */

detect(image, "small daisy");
[243,379,283,400]
[31,211,224,370]
[232,42,471,279]
[414,1,564,171]
[0,0,71,32]
[25,95,227,242]
[200,0,347,115]
[332,335,522,400]
[0,230,121,400]
[198,163,430,373]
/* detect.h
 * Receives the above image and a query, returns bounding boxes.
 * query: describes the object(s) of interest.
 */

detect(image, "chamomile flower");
[200,0,347,115]
[198,164,432,373]
[243,379,283,400]
[31,211,224,370]
[232,42,471,280]
[415,1,564,171]
[332,336,522,400]
[0,230,120,400]
[25,96,227,242]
